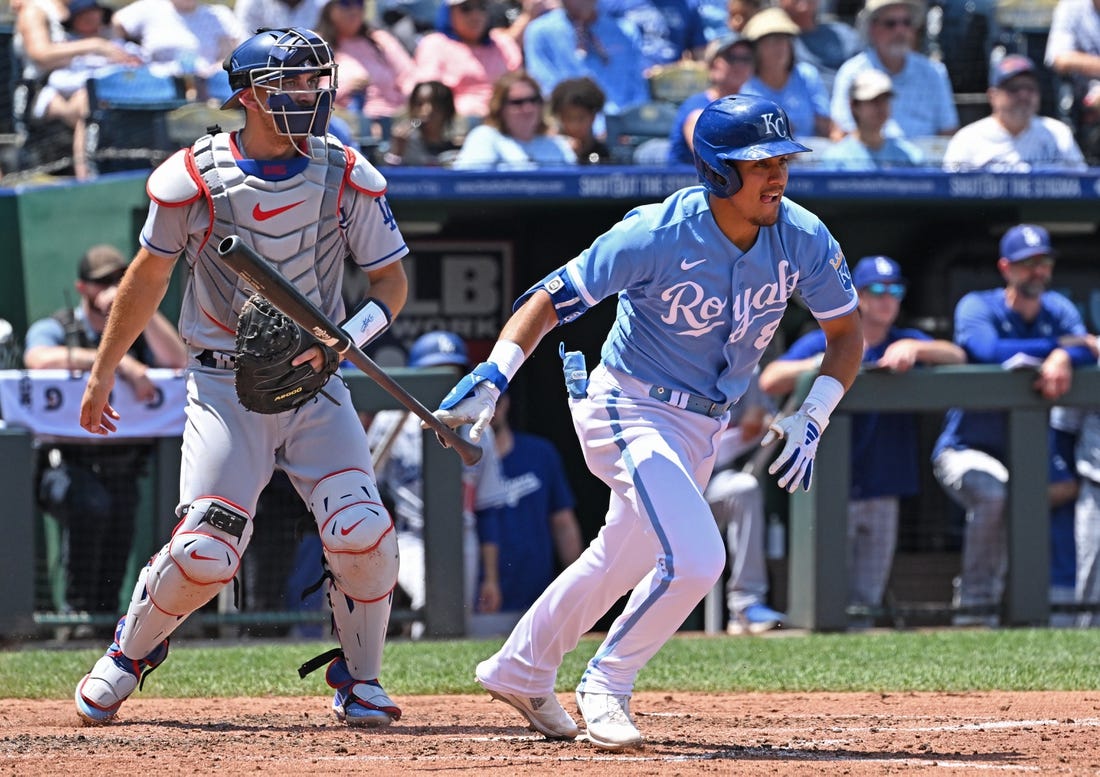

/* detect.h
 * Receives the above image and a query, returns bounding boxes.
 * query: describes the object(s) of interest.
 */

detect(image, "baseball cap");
[64,0,111,28]
[990,54,1037,89]
[78,244,128,282]
[863,0,921,18]
[742,7,801,42]
[851,255,904,288]
[999,224,1056,263]
[704,34,750,66]
[850,69,894,101]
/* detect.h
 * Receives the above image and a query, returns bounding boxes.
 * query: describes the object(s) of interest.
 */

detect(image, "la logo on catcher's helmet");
[222,27,338,141]
[692,95,810,198]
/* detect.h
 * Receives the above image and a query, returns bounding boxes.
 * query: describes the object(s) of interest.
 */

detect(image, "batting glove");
[762,406,829,493]
[431,362,509,442]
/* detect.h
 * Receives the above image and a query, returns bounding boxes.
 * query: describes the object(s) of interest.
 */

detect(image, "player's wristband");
[488,339,525,382]
[340,298,391,349]
[800,374,844,427]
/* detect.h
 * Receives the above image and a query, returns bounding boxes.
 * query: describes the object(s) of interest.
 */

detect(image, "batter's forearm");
[498,290,559,358]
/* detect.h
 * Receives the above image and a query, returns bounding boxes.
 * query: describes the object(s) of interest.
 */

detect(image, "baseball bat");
[217,235,482,467]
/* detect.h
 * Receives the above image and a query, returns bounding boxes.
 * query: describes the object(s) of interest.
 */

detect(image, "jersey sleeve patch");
[146,148,203,206]
[513,267,590,324]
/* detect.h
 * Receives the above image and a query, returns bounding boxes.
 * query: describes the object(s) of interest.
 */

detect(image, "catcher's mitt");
[234,294,339,414]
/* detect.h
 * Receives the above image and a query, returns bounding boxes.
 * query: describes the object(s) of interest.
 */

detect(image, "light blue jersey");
[518,186,857,405]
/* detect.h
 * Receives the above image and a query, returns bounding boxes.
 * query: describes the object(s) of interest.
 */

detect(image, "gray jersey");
[142,132,408,351]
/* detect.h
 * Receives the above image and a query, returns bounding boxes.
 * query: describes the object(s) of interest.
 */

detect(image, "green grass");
[4,629,1099,699]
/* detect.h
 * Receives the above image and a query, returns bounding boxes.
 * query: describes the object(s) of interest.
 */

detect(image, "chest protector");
[185,133,350,350]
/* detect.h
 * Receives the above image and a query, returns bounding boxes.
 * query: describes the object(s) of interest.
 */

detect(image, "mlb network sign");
[390,240,514,362]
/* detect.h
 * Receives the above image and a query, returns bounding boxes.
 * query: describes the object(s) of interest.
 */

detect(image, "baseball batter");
[74,28,410,727]
[433,95,864,750]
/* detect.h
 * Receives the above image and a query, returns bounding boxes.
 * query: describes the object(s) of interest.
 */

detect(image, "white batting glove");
[433,382,500,442]
[431,362,508,443]
[762,406,829,493]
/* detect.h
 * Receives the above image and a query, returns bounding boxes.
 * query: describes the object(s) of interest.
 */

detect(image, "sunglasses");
[454,1,488,12]
[505,95,542,107]
[1013,255,1055,269]
[721,53,755,65]
[864,282,906,299]
[875,16,913,29]
[1000,81,1039,95]
[83,270,126,286]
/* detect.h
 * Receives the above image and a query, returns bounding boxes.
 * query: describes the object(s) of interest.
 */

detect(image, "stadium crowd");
[1,0,1098,178]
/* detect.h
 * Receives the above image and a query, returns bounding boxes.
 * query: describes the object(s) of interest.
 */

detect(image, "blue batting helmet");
[221,27,337,137]
[692,95,810,197]
[407,331,469,369]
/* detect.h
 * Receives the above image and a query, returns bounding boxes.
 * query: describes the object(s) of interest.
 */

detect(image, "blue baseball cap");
[999,224,1056,262]
[851,255,904,288]
[990,54,1037,89]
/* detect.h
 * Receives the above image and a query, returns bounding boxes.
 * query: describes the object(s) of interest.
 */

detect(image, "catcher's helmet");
[407,331,469,369]
[221,27,337,138]
[692,95,810,197]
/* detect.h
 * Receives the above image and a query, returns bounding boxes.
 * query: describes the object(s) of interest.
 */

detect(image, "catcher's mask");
[692,94,810,197]
[221,27,337,143]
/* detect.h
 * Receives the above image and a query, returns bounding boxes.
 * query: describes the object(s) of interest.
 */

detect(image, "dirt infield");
[2,691,1098,774]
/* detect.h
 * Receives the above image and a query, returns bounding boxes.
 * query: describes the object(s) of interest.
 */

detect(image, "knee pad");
[311,470,398,602]
[120,497,252,657]
[143,497,253,617]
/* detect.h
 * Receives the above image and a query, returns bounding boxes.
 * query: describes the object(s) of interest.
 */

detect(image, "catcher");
[74,27,409,728]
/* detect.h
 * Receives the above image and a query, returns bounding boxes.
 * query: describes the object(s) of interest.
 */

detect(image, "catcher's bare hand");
[292,345,327,372]
[80,372,120,435]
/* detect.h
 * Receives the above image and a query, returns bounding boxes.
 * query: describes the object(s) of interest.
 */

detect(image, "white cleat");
[575,691,644,751]
[477,678,580,740]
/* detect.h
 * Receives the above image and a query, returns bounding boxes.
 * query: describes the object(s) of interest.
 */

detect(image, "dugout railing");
[771,364,1100,632]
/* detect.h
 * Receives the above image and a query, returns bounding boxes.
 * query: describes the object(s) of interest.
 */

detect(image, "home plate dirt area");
[2,691,1098,775]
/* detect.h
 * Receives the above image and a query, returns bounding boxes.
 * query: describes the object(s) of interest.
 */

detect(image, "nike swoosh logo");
[252,200,306,221]
[340,519,366,536]
[189,550,218,561]
[681,258,706,270]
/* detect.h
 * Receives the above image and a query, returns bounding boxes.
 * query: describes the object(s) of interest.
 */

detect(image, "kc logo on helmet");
[760,112,788,138]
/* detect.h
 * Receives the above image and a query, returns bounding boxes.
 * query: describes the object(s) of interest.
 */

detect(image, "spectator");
[706,368,785,635]
[523,0,649,117]
[412,0,523,121]
[500,0,559,48]
[35,0,144,179]
[1045,0,1100,164]
[234,0,327,38]
[366,331,508,637]
[666,33,754,165]
[548,76,611,164]
[942,54,1087,173]
[24,245,187,617]
[819,67,922,169]
[602,0,707,74]
[13,0,141,175]
[761,256,965,626]
[740,7,835,140]
[778,0,861,98]
[718,0,762,37]
[384,80,464,166]
[932,225,1097,626]
[452,70,577,168]
[316,0,416,134]
[474,391,583,633]
[111,0,244,100]
[830,0,958,139]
